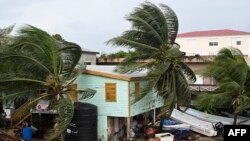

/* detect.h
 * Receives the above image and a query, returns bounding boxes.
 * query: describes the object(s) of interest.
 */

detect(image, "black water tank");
[65,102,97,141]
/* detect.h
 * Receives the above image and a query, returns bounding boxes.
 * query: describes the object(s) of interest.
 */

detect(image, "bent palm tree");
[196,48,250,124]
[0,25,85,140]
[107,2,196,116]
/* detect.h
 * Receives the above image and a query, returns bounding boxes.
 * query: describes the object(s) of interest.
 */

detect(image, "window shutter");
[135,82,140,100]
[105,83,116,102]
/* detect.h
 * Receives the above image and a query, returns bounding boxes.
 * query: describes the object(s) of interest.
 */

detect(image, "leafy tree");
[196,48,250,124]
[107,2,196,116]
[99,51,132,60]
[114,50,129,58]
[0,25,87,140]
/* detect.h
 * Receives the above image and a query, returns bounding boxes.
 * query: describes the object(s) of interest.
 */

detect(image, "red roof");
[177,29,250,38]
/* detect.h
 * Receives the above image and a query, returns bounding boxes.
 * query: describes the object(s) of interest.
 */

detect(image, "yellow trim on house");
[128,81,131,117]
[84,70,144,81]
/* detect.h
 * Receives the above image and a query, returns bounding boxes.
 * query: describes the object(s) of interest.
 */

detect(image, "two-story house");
[76,65,163,141]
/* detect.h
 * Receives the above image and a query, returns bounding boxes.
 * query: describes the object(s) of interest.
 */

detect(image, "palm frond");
[15,25,60,75]
[107,36,159,51]
[125,16,163,44]
[196,92,232,110]
[62,65,86,87]
[0,54,52,75]
[160,94,176,117]
[175,71,192,106]
[179,62,196,82]
[0,77,49,87]
[78,88,97,100]
[57,41,82,72]
[0,24,15,38]
[159,3,178,44]
[115,61,154,74]
[236,95,250,113]
[45,97,74,141]
[0,90,35,101]
[163,47,182,58]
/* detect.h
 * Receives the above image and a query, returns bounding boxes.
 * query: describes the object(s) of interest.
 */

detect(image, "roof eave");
[83,70,144,81]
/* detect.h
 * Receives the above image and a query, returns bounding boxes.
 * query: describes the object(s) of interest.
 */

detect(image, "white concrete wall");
[176,35,250,56]
[79,53,97,65]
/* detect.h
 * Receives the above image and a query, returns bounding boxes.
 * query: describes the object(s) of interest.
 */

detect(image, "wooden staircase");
[9,101,33,128]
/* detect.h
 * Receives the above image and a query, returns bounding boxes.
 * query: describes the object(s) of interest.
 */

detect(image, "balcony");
[189,84,217,93]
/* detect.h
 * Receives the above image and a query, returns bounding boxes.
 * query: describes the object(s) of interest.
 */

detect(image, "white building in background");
[176,29,250,88]
[79,48,99,65]
[176,29,250,56]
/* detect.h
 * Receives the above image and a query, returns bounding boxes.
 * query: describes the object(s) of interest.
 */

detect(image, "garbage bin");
[23,127,32,141]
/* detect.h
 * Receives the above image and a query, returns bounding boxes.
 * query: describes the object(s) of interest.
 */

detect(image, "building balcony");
[189,84,217,93]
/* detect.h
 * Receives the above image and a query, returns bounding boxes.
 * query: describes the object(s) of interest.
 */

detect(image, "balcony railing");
[189,84,217,92]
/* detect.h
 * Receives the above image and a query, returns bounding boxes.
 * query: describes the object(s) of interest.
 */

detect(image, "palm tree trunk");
[233,113,238,125]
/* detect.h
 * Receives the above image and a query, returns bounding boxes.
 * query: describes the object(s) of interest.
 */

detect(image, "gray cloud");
[1,0,250,54]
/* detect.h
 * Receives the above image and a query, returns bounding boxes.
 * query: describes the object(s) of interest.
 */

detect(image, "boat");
[180,107,250,125]
[162,119,191,131]
[162,123,191,131]
[170,109,217,137]
[222,112,250,125]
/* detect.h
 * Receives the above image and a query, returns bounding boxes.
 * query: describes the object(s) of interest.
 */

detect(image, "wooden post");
[127,117,130,140]
[153,108,156,126]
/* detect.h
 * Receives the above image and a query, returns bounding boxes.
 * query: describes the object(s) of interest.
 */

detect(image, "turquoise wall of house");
[76,74,164,140]
[129,81,164,116]
[76,74,129,141]
[76,74,129,117]
[97,116,108,141]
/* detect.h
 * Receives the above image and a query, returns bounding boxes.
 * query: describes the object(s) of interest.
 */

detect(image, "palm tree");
[196,48,250,125]
[0,25,85,140]
[0,24,15,46]
[107,2,196,116]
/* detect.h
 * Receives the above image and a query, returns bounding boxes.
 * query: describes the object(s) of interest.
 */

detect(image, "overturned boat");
[170,109,217,137]
[162,123,191,131]
[180,107,250,125]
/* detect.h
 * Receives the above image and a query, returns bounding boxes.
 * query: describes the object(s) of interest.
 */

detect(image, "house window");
[105,83,116,102]
[236,41,241,45]
[231,37,242,46]
[209,38,218,46]
[135,82,140,100]
[209,42,218,46]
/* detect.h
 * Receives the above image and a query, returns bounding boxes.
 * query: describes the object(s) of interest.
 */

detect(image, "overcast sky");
[1,0,250,54]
